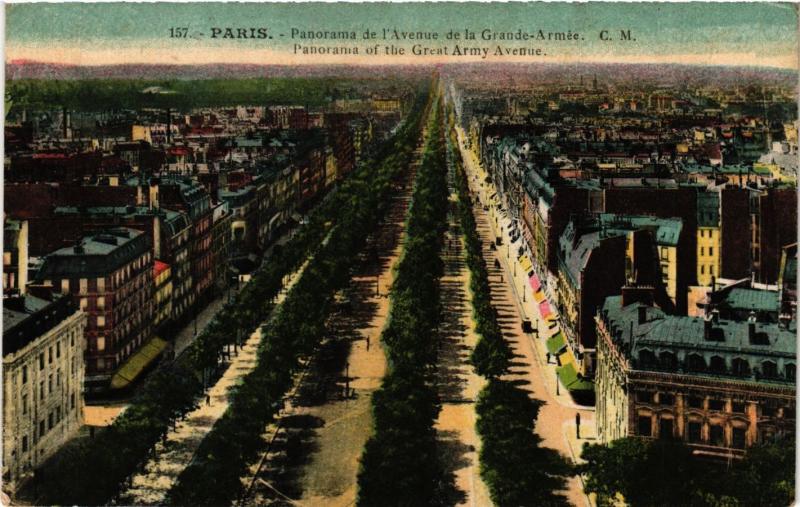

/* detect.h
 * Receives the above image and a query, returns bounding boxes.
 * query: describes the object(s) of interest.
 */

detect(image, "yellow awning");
[110,336,168,390]
[534,291,547,303]
[518,255,533,273]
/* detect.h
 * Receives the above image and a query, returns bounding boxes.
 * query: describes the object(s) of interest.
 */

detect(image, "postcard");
[3,2,797,506]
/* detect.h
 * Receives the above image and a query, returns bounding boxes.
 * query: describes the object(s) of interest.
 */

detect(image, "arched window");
[709,356,727,374]
[761,361,778,379]
[686,353,706,372]
[639,349,656,368]
[659,351,678,371]
[786,363,796,381]
[732,358,751,377]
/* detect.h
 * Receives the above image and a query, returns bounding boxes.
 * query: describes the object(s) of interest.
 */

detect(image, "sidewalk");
[116,253,313,506]
[455,126,593,413]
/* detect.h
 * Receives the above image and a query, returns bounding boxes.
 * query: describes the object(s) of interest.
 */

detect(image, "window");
[97,337,106,352]
[638,415,652,436]
[732,358,751,377]
[80,298,88,310]
[61,279,69,293]
[22,436,28,453]
[97,277,105,292]
[700,246,705,256]
[70,392,76,410]
[710,356,726,374]
[97,315,105,328]
[659,351,678,371]
[659,393,675,406]
[56,340,61,358]
[70,332,75,347]
[48,374,53,394]
[688,396,704,409]
[39,353,44,370]
[56,406,61,422]
[688,422,702,443]
[761,403,776,417]
[637,391,654,404]
[709,399,725,411]
[786,364,795,381]
[700,265,705,275]
[732,401,746,414]
[79,278,88,295]
[39,420,45,438]
[97,357,105,371]
[686,354,706,372]
[48,412,54,430]
[48,346,53,364]
[659,418,674,439]
[39,381,45,400]
[22,365,28,384]
[710,425,724,446]
[22,394,28,415]
[56,369,61,387]
[732,427,746,449]
[709,247,714,257]
[761,361,778,379]
[97,297,105,310]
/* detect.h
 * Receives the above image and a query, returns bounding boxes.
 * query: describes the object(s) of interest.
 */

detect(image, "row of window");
[636,391,792,418]
[699,246,715,257]
[20,395,76,454]
[637,416,747,449]
[638,350,796,380]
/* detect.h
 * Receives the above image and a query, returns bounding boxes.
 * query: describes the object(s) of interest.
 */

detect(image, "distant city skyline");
[5,2,798,69]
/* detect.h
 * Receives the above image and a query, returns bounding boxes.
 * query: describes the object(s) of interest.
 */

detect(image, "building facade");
[2,293,86,493]
[596,295,795,459]
[35,228,154,392]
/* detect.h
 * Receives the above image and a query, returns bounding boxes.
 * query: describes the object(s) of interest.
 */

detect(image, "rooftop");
[36,228,150,279]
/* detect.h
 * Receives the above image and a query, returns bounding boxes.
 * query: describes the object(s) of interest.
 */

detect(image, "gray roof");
[600,296,796,385]
[697,190,720,228]
[36,228,150,279]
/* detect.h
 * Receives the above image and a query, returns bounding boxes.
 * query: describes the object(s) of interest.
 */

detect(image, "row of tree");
[447,107,571,506]
[34,85,430,507]
[356,90,452,506]
[580,436,795,507]
[163,86,434,506]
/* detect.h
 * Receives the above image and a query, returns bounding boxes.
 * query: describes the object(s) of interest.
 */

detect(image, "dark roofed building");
[596,295,795,460]
[35,228,154,393]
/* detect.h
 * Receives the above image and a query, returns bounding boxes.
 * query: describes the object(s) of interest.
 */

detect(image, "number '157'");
[169,27,189,38]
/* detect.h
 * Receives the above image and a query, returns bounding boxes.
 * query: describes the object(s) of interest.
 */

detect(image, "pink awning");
[529,274,541,292]
[539,300,552,318]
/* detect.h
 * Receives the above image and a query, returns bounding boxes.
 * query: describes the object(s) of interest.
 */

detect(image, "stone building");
[596,294,795,459]
[2,292,86,493]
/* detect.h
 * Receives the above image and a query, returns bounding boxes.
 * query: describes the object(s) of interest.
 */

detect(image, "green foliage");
[579,436,796,507]
[166,84,433,507]
[475,380,571,507]
[7,77,361,111]
[357,91,452,507]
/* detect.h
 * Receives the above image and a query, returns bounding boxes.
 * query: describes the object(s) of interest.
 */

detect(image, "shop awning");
[546,331,567,355]
[539,300,552,318]
[557,363,594,392]
[110,337,168,390]
[533,290,546,303]
[529,274,541,292]
[519,255,533,273]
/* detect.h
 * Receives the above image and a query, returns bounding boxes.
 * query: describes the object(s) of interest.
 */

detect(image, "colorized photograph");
[2,2,797,506]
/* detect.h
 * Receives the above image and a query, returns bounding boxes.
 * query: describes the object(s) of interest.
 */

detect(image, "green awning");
[557,363,594,392]
[110,337,168,390]
[546,331,567,355]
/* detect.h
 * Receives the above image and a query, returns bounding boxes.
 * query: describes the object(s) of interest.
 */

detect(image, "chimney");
[704,313,713,340]
[747,311,757,342]
[637,305,647,325]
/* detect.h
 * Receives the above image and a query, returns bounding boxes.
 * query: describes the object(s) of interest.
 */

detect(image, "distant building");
[596,295,795,459]
[35,228,154,393]
[153,260,172,331]
[4,219,29,295]
[696,191,721,286]
[2,292,86,493]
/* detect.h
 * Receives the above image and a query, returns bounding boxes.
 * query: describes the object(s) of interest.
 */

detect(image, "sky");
[5,2,799,68]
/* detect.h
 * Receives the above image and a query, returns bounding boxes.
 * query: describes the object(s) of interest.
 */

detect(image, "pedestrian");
[366,335,371,351]
[576,412,581,439]
[546,352,551,364]
[206,394,211,406]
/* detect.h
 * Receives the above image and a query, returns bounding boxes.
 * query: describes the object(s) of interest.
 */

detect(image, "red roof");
[154,260,170,277]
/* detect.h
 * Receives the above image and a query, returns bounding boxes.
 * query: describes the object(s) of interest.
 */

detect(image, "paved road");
[455,126,595,507]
